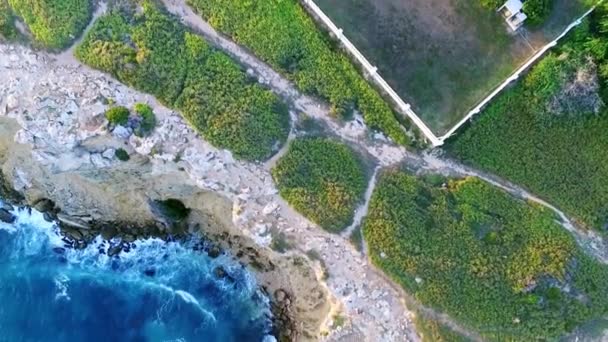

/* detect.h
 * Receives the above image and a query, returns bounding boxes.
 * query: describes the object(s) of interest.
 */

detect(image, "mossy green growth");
[133,103,156,137]
[363,171,608,340]
[8,0,91,49]
[105,106,130,126]
[272,137,367,233]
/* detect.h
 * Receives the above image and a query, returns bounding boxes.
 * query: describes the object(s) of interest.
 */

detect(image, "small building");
[498,0,528,31]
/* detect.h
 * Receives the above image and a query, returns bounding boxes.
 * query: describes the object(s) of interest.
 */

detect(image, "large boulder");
[0,208,16,224]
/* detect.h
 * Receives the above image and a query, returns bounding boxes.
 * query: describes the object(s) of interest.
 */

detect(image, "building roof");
[502,0,524,14]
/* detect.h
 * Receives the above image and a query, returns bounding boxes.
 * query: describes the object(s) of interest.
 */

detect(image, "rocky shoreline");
[0,154,306,342]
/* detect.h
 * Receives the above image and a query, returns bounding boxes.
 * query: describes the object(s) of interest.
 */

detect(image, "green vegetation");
[0,0,16,39]
[187,0,413,146]
[448,12,608,232]
[413,315,471,342]
[105,106,130,126]
[114,148,129,161]
[272,137,367,233]
[76,1,289,160]
[133,103,156,137]
[363,171,608,340]
[8,0,91,49]
[523,0,554,25]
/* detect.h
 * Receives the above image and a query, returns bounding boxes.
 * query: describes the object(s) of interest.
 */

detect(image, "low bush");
[133,103,156,137]
[0,0,16,39]
[105,106,129,126]
[363,171,608,340]
[8,0,91,49]
[523,0,554,25]
[76,1,289,161]
[448,14,608,232]
[272,137,367,232]
[187,0,413,146]
[114,148,129,161]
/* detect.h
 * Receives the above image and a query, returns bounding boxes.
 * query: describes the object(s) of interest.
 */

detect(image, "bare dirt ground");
[313,0,591,134]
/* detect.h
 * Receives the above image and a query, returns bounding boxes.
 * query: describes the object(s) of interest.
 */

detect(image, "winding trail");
[341,167,380,238]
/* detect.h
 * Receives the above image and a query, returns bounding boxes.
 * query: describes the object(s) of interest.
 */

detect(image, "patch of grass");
[8,0,91,49]
[186,0,414,146]
[331,313,347,329]
[448,14,608,232]
[76,1,289,161]
[272,137,367,233]
[105,106,129,126]
[363,171,608,340]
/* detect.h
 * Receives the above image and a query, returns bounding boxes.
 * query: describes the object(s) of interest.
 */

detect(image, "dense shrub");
[186,0,413,146]
[363,171,608,340]
[272,137,367,232]
[0,0,16,39]
[8,0,91,49]
[523,0,554,25]
[76,1,289,160]
[105,106,129,126]
[448,14,608,232]
[114,148,129,161]
[133,103,156,137]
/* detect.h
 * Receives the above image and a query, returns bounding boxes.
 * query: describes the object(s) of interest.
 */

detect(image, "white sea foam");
[54,274,71,301]
[0,200,273,336]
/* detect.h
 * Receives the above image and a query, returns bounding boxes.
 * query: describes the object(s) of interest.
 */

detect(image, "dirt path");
[341,167,380,238]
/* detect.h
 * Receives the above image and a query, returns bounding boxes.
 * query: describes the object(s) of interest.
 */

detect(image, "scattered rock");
[213,266,227,279]
[208,245,222,258]
[42,213,55,223]
[52,247,66,254]
[0,208,16,223]
[275,289,287,302]
[102,148,115,160]
[112,125,131,139]
[263,202,279,216]
[107,245,122,257]
[1,202,14,212]
[57,213,91,230]
[5,95,19,112]
[33,198,55,213]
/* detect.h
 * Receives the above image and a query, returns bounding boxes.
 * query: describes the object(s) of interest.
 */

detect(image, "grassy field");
[363,171,608,340]
[315,0,593,134]
[7,0,91,49]
[186,0,416,147]
[447,9,608,232]
[76,1,289,161]
[272,137,367,233]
